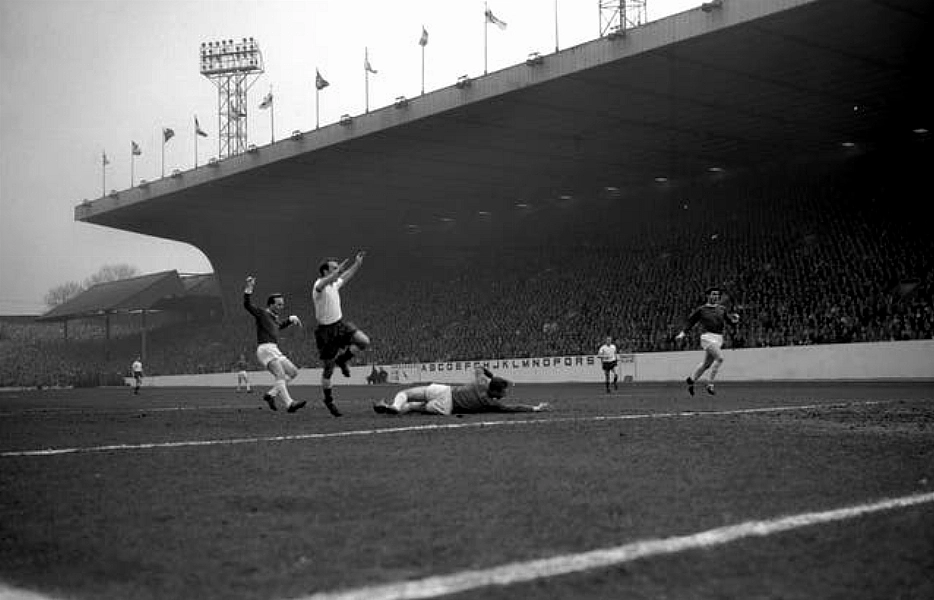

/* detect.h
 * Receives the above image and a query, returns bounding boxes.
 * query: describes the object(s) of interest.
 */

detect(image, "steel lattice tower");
[600,1,647,37]
[200,38,264,159]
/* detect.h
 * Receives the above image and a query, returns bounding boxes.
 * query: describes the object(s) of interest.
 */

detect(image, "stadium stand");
[3,149,931,387]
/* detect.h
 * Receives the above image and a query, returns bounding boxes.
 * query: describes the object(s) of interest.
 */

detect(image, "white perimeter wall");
[135,340,934,387]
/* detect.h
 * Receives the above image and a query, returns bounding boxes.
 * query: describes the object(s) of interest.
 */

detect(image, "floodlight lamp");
[139,179,149,187]
[394,96,409,108]
[701,0,723,13]
[247,144,258,153]
[109,189,118,197]
[208,157,219,166]
[455,75,472,89]
[171,169,182,178]
[607,26,625,40]
[526,52,543,66]
[339,114,353,126]
[291,129,304,140]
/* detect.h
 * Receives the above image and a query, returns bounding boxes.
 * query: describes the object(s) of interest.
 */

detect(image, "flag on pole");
[315,69,329,90]
[485,7,507,29]
[364,53,378,74]
[194,116,208,137]
[419,26,429,47]
[163,127,175,143]
[102,151,110,166]
[259,91,273,109]
[131,141,142,155]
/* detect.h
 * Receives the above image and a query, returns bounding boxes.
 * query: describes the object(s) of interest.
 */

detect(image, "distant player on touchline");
[234,353,252,393]
[597,336,619,393]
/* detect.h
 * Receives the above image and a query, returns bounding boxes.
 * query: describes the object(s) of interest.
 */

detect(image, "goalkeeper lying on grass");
[373,366,549,415]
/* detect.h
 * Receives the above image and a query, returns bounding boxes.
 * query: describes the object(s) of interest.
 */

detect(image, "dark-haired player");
[372,366,549,415]
[675,286,740,396]
[243,276,306,413]
[597,336,619,393]
[312,251,371,417]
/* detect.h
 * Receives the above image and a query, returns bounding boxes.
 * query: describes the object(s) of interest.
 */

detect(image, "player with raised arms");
[312,250,371,417]
[243,276,306,413]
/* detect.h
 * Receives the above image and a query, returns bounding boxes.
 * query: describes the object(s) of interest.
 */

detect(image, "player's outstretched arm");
[340,250,366,284]
[497,402,550,413]
[243,276,261,314]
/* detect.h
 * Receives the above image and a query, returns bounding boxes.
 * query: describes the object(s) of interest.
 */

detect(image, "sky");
[0,0,698,315]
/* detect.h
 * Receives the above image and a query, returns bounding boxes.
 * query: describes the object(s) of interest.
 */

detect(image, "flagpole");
[555,0,560,52]
[365,47,370,113]
[484,3,489,75]
[316,87,320,129]
[131,150,135,188]
[270,103,275,143]
[421,38,425,95]
[195,131,199,169]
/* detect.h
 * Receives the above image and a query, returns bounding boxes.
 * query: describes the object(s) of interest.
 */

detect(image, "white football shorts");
[423,383,454,415]
[256,343,287,368]
[700,332,724,353]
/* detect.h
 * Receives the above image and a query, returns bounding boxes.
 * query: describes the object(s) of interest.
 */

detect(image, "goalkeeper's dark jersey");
[451,384,507,414]
[243,293,292,345]
[684,303,731,335]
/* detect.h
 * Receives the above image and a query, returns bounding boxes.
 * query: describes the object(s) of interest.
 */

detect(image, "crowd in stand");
[2,157,932,387]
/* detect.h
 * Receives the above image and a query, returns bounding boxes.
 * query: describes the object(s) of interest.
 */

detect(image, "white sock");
[275,379,294,405]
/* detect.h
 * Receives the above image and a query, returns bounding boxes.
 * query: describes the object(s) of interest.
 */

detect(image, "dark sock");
[337,349,354,364]
[324,387,333,401]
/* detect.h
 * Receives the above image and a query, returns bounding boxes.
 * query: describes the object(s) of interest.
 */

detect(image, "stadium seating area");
[2,154,932,388]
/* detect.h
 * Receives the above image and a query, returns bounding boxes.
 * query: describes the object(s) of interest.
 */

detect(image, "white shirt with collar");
[312,276,344,325]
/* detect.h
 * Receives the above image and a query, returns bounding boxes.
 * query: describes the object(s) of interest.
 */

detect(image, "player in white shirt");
[131,358,143,394]
[312,251,371,417]
[597,336,619,393]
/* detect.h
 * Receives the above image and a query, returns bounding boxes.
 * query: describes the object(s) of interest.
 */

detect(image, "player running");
[674,286,740,396]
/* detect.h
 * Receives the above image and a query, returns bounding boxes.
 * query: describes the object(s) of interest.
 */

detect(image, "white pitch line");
[0,584,69,600]
[295,491,934,600]
[0,400,893,458]
[0,404,256,417]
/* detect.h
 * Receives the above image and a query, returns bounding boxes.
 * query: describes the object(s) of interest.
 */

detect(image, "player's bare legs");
[335,330,371,377]
[264,358,305,412]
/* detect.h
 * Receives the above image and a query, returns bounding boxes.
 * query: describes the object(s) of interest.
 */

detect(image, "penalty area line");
[296,491,934,600]
[0,399,894,458]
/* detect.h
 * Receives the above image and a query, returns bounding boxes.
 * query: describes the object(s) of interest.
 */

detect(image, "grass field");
[1,381,932,600]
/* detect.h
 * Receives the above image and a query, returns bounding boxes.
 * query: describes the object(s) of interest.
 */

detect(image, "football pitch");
[1,381,932,600]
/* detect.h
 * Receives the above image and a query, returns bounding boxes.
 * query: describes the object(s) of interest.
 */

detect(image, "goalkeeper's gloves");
[675,331,686,341]
[288,315,303,327]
